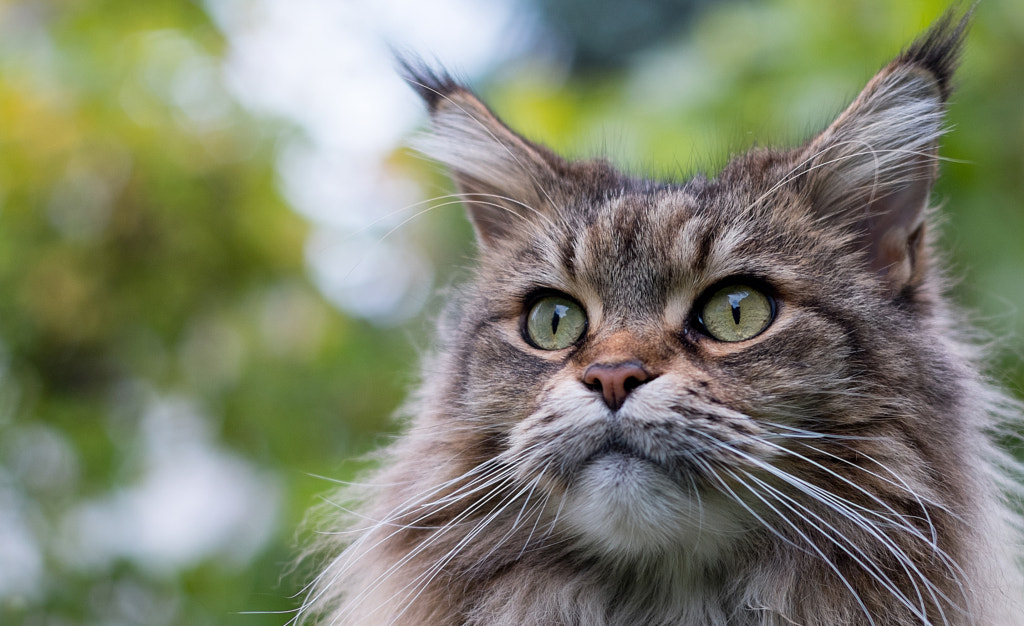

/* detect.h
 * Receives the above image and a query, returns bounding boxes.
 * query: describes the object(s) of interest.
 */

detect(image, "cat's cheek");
[561,454,744,559]
[504,378,611,477]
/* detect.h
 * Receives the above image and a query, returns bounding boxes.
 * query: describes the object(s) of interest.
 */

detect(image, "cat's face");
[450,165,936,560]
[402,24,962,563]
[481,186,791,557]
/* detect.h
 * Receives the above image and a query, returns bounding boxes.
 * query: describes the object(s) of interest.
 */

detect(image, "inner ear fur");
[400,59,568,250]
[795,9,968,292]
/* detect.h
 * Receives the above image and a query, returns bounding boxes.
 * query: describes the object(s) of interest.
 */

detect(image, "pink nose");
[582,361,653,411]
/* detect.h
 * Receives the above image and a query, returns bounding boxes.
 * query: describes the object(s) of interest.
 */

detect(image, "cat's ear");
[797,10,969,290]
[399,59,566,250]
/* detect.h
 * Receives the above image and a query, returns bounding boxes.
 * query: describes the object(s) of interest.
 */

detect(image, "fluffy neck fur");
[296,11,1023,626]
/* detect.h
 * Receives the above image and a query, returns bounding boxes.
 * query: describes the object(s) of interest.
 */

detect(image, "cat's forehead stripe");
[703,225,760,278]
[666,193,770,284]
[534,190,775,318]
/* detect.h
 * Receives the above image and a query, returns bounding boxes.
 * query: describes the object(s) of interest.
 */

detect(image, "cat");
[295,9,1024,625]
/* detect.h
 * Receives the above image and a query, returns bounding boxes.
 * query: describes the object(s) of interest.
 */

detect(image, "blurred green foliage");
[0,1,422,623]
[0,0,1020,624]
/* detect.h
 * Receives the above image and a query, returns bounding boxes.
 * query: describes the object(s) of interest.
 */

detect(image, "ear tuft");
[395,55,464,113]
[797,8,972,292]
[398,57,567,250]
[896,6,972,102]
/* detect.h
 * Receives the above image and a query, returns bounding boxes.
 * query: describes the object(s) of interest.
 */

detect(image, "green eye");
[525,295,587,350]
[699,283,774,342]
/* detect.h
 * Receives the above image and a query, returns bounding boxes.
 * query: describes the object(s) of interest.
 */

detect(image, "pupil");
[551,303,569,334]
[727,292,747,325]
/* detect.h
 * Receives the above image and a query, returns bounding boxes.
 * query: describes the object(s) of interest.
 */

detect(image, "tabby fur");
[296,10,1023,625]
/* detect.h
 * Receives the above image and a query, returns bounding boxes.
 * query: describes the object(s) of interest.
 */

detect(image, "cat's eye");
[525,295,587,350]
[698,283,774,342]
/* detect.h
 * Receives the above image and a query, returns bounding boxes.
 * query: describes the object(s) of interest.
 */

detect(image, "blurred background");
[0,0,1021,623]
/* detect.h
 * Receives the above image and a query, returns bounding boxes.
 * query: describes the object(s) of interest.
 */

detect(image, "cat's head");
[401,13,971,561]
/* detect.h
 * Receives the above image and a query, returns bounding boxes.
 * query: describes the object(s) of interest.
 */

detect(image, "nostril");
[623,375,643,393]
[583,371,604,392]
[581,361,654,411]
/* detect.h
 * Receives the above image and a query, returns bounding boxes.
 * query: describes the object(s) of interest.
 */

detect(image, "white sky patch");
[0,477,44,603]
[306,227,434,325]
[58,396,280,575]
[205,0,534,323]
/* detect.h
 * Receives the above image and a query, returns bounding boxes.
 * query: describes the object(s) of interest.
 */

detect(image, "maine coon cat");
[296,10,1023,625]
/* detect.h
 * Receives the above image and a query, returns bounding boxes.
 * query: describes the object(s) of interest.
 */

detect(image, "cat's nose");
[582,361,654,411]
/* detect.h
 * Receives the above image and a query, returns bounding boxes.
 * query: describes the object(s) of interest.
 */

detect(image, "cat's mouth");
[584,437,667,472]
[575,430,708,482]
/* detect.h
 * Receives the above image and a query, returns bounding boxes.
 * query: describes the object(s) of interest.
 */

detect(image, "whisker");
[340,471,520,620]
[739,469,935,623]
[297,459,517,619]
[380,468,551,624]
[722,467,879,626]
[700,430,966,622]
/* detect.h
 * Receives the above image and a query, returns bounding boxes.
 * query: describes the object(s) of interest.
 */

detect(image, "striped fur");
[296,10,1023,625]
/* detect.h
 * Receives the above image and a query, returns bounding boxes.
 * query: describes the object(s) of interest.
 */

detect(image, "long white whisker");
[383,468,550,624]
[739,469,938,623]
[721,467,878,626]
[699,430,965,622]
[333,440,559,620]
[340,471,520,621]
[696,457,813,557]
[298,459,516,620]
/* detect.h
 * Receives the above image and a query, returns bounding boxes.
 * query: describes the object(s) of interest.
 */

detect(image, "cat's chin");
[562,451,740,559]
